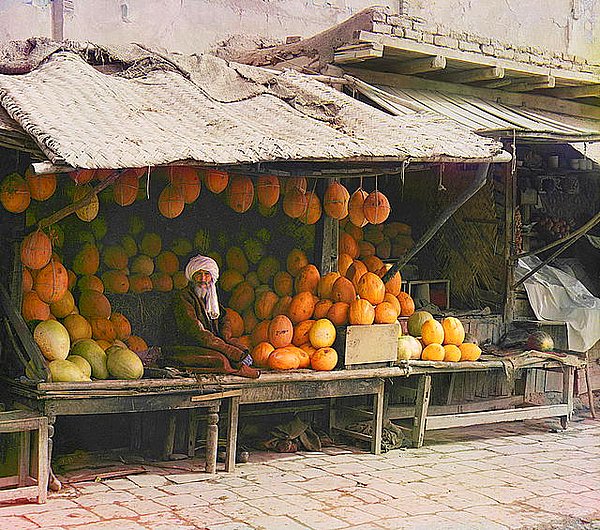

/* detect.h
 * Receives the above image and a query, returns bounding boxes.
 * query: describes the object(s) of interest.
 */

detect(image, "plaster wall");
[0,0,598,63]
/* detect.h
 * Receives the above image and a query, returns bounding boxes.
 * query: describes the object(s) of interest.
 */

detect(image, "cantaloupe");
[49,359,90,382]
[70,339,109,379]
[33,320,70,361]
[106,346,144,380]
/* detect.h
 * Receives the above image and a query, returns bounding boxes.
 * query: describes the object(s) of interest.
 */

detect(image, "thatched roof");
[0,39,505,170]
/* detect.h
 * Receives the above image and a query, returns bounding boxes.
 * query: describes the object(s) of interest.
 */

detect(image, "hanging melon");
[72,184,99,222]
[113,169,140,207]
[158,184,185,219]
[348,188,368,227]
[25,168,56,201]
[169,166,201,204]
[227,175,254,213]
[282,177,307,195]
[300,192,322,225]
[204,169,229,194]
[323,181,350,220]
[363,190,391,225]
[140,233,162,257]
[256,175,280,208]
[282,189,307,219]
[69,169,95,185]
[0,173,30,213]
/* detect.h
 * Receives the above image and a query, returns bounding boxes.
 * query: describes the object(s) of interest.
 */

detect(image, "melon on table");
[33,320,70,361]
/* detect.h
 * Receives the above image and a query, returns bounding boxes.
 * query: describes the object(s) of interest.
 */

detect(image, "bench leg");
[584,353,596,419]
[225,397,239,473]
[37,418,48,504]
[371,382,384,455]
[205,405,219,474]
[163,413,177,460]
[187,410,199,458]
[560,366,574,429]
[47,416,61,492]
[412,374,432,448]
[19,429,30,487]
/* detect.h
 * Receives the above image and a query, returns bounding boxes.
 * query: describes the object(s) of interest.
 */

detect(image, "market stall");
[0,38,534,493]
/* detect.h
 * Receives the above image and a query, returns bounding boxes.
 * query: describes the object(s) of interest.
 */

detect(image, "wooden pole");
[382,163,491,283]
[51,0,64,41]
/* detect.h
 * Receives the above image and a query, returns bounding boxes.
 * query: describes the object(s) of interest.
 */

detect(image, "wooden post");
[37,417,48,503]
[205,406,219,474]
[51,0,64,41]
[18,430,31,487]
[412,374,432,448]
[584,352,597,419]
[371,381,384,455]
[225,396,239,473]
[503,161,517,328]
[163,414,176,460]
[187,411,199,458]
[560,366,574,429]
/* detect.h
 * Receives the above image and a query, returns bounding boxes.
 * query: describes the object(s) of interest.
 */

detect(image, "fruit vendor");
[165,255,259,378]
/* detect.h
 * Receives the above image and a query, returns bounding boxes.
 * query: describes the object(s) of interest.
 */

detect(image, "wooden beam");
[334,42,383,64]
[441,66,505,84]
[344,68,600,120]
[392,55,446,75]
[358,30,600,86]
[382,163,491,282]
[509,75,556,92]
[545,83,600,99]
[480,78,513,89]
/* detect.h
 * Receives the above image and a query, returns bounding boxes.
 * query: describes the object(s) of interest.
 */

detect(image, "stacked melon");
[399,311,482,362]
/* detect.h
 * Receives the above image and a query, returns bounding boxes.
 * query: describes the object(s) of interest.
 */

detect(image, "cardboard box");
[334,323,399,369]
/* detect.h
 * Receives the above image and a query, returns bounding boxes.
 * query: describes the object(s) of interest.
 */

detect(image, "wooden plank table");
[1,376,241,489]
[391,356,577,447]
[195,367,408,469]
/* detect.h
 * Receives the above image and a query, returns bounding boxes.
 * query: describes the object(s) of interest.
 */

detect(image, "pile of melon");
[31,319,144,382]
[397,310,482,362]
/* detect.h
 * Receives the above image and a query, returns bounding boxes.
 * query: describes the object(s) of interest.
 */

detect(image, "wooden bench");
[0,410,48,504]
[2,376,241,489]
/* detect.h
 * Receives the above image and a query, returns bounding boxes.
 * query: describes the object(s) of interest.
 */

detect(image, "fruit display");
[399,313,482,362]
[527,331,554,352]
[536,215,574,241]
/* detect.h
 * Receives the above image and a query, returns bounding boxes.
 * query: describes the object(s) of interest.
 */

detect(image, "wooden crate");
[334,323,399,369]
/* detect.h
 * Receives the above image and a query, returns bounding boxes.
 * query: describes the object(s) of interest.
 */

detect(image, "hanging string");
[146,166,151,199]
[359,175,363,191]
[400,159,408,201]
[438,163,446,191]
[511,128,517,175]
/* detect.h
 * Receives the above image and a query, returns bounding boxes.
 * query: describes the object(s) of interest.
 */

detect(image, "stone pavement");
[2,415,600,530]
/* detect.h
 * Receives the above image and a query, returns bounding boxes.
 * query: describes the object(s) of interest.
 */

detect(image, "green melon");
[257,256,280,284]
[407,311,434,337]
[120,235,138,257]
[70,339,109,379]
[49,359,90,382]
[194,229,211,253]
[66,355,92,378]
[527,331,554,352]
[171,237,192,257]
[243,238,265,264]
[106,346,144,380]
[33,320,70,361]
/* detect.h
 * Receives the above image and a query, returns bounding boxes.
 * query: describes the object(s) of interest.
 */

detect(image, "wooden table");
[2,376,241,489]
[393,356,576,447]
[195,367,406,470]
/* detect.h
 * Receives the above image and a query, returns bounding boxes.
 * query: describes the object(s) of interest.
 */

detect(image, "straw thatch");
[0,39,504,169]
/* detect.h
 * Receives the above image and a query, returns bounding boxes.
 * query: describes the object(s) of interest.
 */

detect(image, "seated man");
[165,254,259,378]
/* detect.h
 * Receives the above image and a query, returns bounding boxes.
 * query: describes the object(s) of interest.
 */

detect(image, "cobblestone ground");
[2,415,599,530]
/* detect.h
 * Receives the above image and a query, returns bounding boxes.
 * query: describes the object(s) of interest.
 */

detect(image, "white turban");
[185,255,220,319]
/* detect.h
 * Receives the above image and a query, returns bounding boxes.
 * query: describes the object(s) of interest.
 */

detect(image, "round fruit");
[407,311,433,337]
[421,343,445,361]
[397,335,422,361]
[33,320,70,361]
[308,319,336,348]
[311,347,338,371]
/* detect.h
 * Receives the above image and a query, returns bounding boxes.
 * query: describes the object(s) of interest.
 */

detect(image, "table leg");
[584,352,596,419]
[47,416,61,492]
[163,413,177,460]
[560,366,574,430]
[18,428,31,487]
[37,417,48,503]
[371,381,384,455]
[187,410,199,458]
[412,374,432,448]
[205,405,219,474]
[225,396,239,473]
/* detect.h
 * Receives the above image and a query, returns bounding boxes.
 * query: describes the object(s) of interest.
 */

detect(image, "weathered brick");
[388,16,413,28]
[458,40,481,53]
[392,27,405,37]
[496,48,515,60]
[421,33,434,44]
[371,22,392,34]
[403,29,422,41]
[433,35,458,48]
[513,50,532,63]
[481,44,496,56]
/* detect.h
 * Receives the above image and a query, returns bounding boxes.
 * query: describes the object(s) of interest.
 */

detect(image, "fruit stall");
[0,40,583,492]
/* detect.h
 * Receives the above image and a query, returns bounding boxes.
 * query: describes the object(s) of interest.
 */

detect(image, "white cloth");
[516,256,600,352]
[185,255,220,319]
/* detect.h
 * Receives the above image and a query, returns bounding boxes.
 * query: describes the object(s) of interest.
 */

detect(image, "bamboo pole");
[382,163,491,283]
